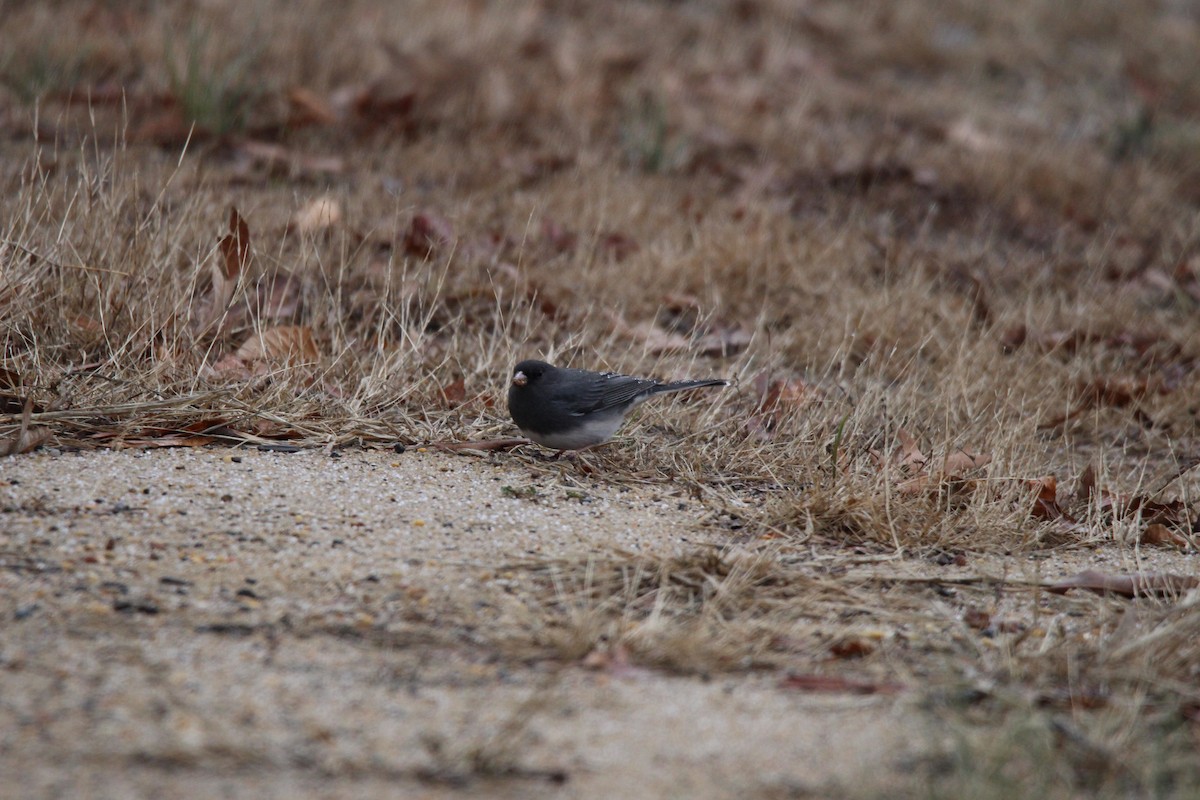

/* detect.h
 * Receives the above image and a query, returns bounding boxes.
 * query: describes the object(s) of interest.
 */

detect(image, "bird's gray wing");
[559,370,658,415]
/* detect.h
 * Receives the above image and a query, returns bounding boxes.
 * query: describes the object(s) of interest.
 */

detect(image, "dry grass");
[2,0,1199,794]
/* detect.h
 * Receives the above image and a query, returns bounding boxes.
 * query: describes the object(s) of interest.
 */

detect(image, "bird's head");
[511,359,551,388]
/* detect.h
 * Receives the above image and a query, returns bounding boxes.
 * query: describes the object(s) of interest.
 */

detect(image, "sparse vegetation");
[164,22,266,136]
[1,0,1199,796]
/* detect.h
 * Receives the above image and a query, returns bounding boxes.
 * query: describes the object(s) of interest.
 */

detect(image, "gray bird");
[507,359,728,451]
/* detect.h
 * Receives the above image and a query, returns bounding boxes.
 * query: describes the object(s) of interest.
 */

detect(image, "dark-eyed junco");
[507,359,728,451]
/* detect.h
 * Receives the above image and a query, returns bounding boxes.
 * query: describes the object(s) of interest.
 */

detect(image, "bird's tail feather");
[651,378,728,395]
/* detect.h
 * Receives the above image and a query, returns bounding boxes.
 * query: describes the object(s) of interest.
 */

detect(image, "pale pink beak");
[512,371,528,387]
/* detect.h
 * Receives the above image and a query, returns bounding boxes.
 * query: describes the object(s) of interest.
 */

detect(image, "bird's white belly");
[521,415,625,450]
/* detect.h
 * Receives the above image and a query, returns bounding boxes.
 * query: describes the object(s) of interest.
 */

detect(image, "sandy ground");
[1,447,925,799]
[2,448,1192,799]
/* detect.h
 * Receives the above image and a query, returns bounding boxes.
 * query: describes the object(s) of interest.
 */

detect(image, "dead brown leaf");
[829,637,875,659]
[745,374,824,440]
[963,607,992,631]
[207,352,256,380]
[1041,375,1160,428]
[220,207,251,282]
[1140,523,1190,549]
[287,87,338,126]
[0,368,31,414]
[760,376,821,414]
[895,428,928,473]
[1075,464,1194,533]
[1029,476,1074,522]
[405,212,454,257]
[0,399,52,457]
[130,104,195,145]
[234,326,320,364]
[289,196,342,235]
[865,429,992,501]
[247,270,304,322]
[597,231,639,261]
[190,208,250,336]
[349,84,417,131]
[898,447,991,499]
[942,449,991,478]
[439,378,467,407]
[0,367,20,394]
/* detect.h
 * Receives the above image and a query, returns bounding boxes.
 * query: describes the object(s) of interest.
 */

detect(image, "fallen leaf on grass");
[486,262,568,321]
[0,367,20,393]
[289,196,342,235]
[870,429,991,500]
[1076,463,1195,543]
[349,84,417,131]
[0,368,38,414]
[963,607,991,631]
[405,212,454,257]
[1029,476,1075,522]
[217,208,250,281]
[130,104,195,145]
[597,231,639,261]
[897,452,992,499]
[745,375,823,440]
[760,376,822,413]
[245,270,304,322]
[234,326,320,364]
[192,208,250,335]
[0,399,52,457]
[778,674,904,695]
[829,637,875,659]
[942,449,991,477]
[206,354,255,380]
[439,378,467,406]
[287,86,338,126]
[1140,523,1190,548]
[1046,570,1199,598]
[1040,375,1161,428]
[894,428,928,472]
